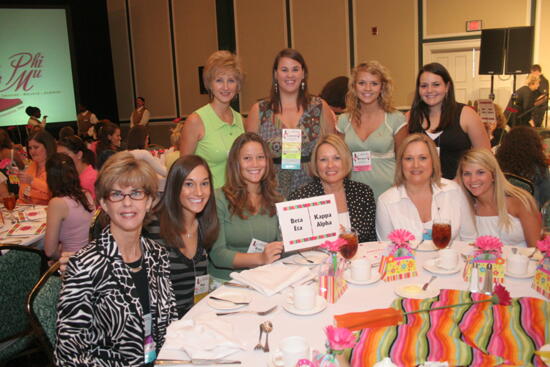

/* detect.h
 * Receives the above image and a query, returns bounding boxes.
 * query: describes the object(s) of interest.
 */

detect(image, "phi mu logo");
[0,52,44,93]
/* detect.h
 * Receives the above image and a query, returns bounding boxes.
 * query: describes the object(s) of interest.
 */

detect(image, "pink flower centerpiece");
[388,229,415,256]
[473,235,503,258]
[320,238,347,275]
[305,326,356,367]
[537,235,550,257]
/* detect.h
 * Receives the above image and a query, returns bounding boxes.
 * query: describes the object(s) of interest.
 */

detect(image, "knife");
[155,359,241,365]
[223,282,252,289]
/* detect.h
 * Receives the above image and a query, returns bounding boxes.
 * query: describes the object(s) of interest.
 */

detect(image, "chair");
[26,262,61,366]
[504,172,535,195]
[0,245,47,363]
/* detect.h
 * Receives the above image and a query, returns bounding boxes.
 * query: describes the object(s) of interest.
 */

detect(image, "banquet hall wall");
[107,0,549,125]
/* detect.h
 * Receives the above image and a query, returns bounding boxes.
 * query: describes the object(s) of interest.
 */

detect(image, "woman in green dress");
[337,61,407,199]
[179,51,245,189]
[208,132,284,282]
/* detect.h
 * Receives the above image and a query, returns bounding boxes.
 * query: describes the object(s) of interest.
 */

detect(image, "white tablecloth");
[0,205,47,248]
[158,241,546,366]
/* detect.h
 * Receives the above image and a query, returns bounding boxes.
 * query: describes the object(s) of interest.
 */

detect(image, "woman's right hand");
[261,241,284,264]
[59,251,75,273]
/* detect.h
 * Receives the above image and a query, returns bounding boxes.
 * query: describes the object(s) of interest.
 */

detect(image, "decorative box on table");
[379,229,417,282]
[318,239,348,304]
[463,236,505,284]
[532,236,550,298]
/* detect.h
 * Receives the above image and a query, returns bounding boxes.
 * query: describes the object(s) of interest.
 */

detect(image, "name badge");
[247,238,267,253]
[143,313,157,363]
[281,129,301,170]
[352,151,372,171]
[194,274,210,304]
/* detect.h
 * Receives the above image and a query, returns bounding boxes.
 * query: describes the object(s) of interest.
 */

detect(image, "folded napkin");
[230,263,311,296]
[162,312,245,360]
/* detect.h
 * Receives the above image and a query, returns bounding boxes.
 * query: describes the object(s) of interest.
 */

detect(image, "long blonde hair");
[456,149,537,230]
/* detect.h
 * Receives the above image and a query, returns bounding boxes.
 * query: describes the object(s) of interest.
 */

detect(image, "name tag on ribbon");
[352,151,372,171]
[281,129,301,170]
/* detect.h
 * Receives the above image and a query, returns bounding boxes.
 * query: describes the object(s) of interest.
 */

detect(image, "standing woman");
[407,63,490,179]
[245,48,336,198]
[179,51,245,189]
[18,130,56,205]
[457,149,541,247]
[337,61,407,199]
[155,155,219,317]
[55,152,177,366]
[44,153,94,260]
[57,136,98,200]
[208,132,284,282]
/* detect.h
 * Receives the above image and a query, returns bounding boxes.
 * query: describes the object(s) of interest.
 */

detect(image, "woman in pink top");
[44,153,94,259]
[57,136,98,200]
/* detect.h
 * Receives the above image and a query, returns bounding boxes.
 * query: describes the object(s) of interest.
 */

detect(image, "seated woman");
[289,134,376,242]
[18,130,56,205]
[0,129,25,195]
[155,155,219,317]
[57,136,98,199]
[55,152,177,366]
[376,133,476,242]
[457,149,541,247]
[208,132,284,283]
[44,153,94,260]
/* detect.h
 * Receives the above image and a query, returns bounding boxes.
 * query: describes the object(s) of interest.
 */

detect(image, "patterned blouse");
[258,96,324,198]
[55,226,178,367]
[288,178,377,243]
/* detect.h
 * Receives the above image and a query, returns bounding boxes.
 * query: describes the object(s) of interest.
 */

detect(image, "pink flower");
[491,283,512,306]
[324,325,356,351]
[388,229,415,246]
[320,238,347,252]
[474,236,503,254]
[537,236,550,256]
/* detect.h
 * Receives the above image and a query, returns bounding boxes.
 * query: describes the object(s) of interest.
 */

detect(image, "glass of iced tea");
[339,228,358,260]
[3,194,16,223]
[432,220,451,250]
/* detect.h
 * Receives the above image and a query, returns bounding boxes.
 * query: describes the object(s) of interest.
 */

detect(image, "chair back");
[0,245,46,359]
[26,262,61,364]
[504,172,535,195]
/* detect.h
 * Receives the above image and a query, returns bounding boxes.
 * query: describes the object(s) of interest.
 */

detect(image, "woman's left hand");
[261,241,284,264]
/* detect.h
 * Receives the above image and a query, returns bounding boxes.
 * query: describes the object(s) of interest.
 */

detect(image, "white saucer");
[504,262,537,279]
[413,240,438,252]
[269,350,311,367]
[283,294,327,315]
[395,284,439,299]
[344,269,381,285]
[503,246,543,261]
[293,251,328,265]
[207,290,251,310]
[423,258,462,275]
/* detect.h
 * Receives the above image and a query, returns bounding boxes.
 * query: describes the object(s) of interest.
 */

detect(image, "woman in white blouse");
[376,133,476,242]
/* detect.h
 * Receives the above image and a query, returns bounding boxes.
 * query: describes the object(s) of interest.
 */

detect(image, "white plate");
[423,258,462,275]
[344,269,381,285]
[283,294,327,315]
[504,262,537,279]
[293,251,328,265]
[207,291,251,310]
[503,246,543,261]
[395,284,440,299]
[413,240,438,252]
[269,350,312,367]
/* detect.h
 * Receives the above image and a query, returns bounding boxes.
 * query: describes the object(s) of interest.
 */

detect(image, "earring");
[301,81,305,91]
[274,81,278,94]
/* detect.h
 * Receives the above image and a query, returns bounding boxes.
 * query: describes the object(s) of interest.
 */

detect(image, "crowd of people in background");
[4,48,548,366]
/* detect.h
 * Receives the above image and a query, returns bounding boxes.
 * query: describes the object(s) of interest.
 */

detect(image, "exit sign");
[466,20,483,32]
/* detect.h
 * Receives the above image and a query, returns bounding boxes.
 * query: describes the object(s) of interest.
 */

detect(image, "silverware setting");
[260,321,273,352]
[253,324,264,351]
[422,275,436,291]
[216,305,277,317]
[209,296,250,306]
[298,252,314,263]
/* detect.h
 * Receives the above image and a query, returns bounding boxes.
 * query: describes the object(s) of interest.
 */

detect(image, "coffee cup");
[436,248,458,270]
[292,283,316,311]
[272,336,310,367]
[350,258,371,281]
[507,254,528,275]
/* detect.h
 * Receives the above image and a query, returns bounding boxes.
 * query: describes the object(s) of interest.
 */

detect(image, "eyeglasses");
[107,189,147,202]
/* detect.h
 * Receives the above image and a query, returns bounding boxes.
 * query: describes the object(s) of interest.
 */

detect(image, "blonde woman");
[457,148,541,247]
[179,51,245,189]
[337,61,407,199]
[376,133,476,242]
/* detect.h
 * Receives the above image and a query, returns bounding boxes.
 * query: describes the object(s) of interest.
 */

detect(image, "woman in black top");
[407,63,490,179]
[289,134,376,243]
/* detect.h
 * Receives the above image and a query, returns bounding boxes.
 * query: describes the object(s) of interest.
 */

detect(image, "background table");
[158,241,546,366]
[0,204,47,248]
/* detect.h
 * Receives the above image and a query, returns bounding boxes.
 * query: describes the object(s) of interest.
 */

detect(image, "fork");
[298,252,314,263]
[216,305,277,317]
[422,275,436,291]
[209,296,250,306]
[253,324,264,351]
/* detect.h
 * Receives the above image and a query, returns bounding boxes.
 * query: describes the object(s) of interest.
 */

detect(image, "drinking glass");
[339,228,358,260]
[432,220,451,249]
[3,194,17,223]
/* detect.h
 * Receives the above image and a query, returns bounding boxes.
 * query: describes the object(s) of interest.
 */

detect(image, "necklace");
[183,219,199,239]
[127,256,144,273]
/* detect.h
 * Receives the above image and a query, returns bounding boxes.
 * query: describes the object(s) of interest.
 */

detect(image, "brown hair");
[394,133,442,187]
[222,132,282,219]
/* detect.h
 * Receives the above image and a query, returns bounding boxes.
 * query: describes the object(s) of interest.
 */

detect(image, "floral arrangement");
[473,236,503,257]
[388,229,415,256]
[298,326,356,367]
[320,238,347,275]
[537,235,550,257]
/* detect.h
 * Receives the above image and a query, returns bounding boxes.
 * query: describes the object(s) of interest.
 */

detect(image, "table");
[158,241,547,366]
[0,204,47,248]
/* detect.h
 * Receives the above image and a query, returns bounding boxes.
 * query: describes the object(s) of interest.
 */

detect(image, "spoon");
[261,321,273,352]
[422,275,436,291]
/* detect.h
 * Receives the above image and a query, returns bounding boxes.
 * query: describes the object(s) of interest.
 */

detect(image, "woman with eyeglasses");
[376,133,476,242]
[55,152,177,367]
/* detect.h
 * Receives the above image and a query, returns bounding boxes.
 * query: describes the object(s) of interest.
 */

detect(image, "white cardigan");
[376,178,477,242]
